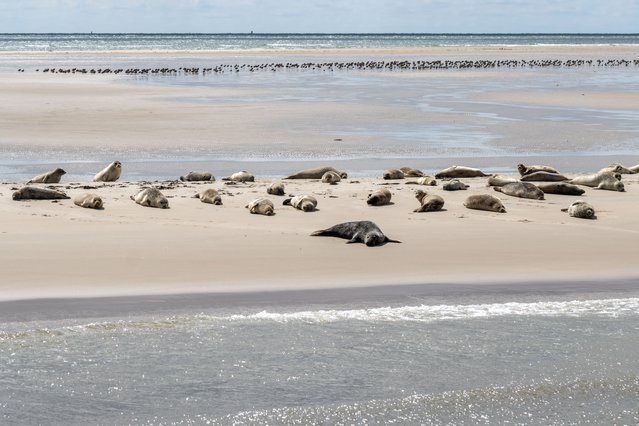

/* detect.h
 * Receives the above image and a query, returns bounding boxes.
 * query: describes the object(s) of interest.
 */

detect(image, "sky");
[1,0,638,33]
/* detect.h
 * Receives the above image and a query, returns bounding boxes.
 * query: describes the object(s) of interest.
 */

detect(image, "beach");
[2,42,639,424]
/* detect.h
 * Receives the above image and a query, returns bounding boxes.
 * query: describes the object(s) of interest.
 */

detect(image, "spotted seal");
[570,172,624,192]
[517,163,559,176]
[435,166,490,179]
[464,194,506,213]
[131,188,169,209]
[195,188,222,205]
[283,195,317,212]
[180,171,214,182]
[599,164,635,175]
[284,166,347,179]
[486,174,519,187]
[383,169,405,180]
[246,198,275,215]
[73,193,103,209]
[442,179,469,191]
[561,200,596,219]
[222,171,254,182]
[93,161,122,182]
[367,188,392,206]
[399,166,426,177]
[310,221,401,246]
[413,190,444,213]
[321,171,342,184]
[27,168,66,184]
[12,187,69,200]
[493,182,544,200]
[536,182,585,196]
[520,171,569,182]
[267,182,286,195]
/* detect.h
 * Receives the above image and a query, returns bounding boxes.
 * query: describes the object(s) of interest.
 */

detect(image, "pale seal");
[310,221,401,246]
[399,166,426,177]
[267,182,286,196]
[561,200,596,219]
[464,194,506,213]
[486,174,519,187]
[630,164,639,173]
[180,171,214,182]
[493,182,544,200]
[416,176,437,186]
[442,179,469,191]
[195,188,222,205]
[93,161,122,182]
[599,164,635,175]
[321,171,342,184]
[222,171,254,182]
[246,198,275,215]
[131,188,169,209]
[520,171,569,182]
[73,193,103,209]
[367,188,392,206]
[27,168,66,184]
[283,195,317,212]
[570,172,624,192]
[517,163,559,176]
[284,166,347,179]
[435,165,490,179]
[413,190,444,213]
[12,187,69,200]
[536,182,585,196]
[383,169,405,180]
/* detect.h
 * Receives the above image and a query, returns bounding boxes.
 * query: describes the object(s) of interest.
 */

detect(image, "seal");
[630,164,639,173]
[570,172,624,192]
[284,166,347,179]
[73,193,103,209]
[12,187,69,200]
[93,161,122,182]
[435,165,490,179]
[517,163,559,176]
[400,166,426,177]
[561,200,596,219]
[222,171,254,182]
[321,171,342,184]
[486,174,519,187]
[180,171,214,182]
[413,190,444,213]
[246,198,275,215]
[383,169,405,180]
[27,168,66,184]
[310,221,401,246]
[599,164,635,175]
[367,188,392,206]
[536,182,585,196]
[195,188,222,205]
[416,176,437,186]
[283,195,317,212]
[493,182,544,200]
[131,188,169,209]
[519,171,569,182]
[267,181,286,196]
[464,194,506,213]
[442,179,469,191]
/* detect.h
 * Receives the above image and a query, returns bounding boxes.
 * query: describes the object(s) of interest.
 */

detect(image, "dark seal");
[310,221,401,247]
[12,187,70,200]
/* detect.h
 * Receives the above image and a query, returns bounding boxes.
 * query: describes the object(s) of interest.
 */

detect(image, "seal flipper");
[384,237,402,244]
[346,232,362,244]
[283,198,292,206]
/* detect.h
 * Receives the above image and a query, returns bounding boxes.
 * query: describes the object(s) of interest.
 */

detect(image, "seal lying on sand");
[283,195,317,212]
[383,169,405,180]
[599,164,636,175]
[131,188,169,209]
[413,190,444,213]
[73,193,103,209]
[321,171,342,184]
[630,164,639,173]
[487,174,519,187]
[284,166,347,179]
[562,200,596,219]
[194,188,222,205]
[493,182,544,200]
[27,168,66,184]
[435,166,490,179]
[222,171,254,182]
[93,161,122,182]
[536,182,585,196]
[400,167,426,177]
[520,171,569,182]
[180,171,214,182]
[12,187,69,200]
[267,182,285,195]
[442,179,469,191]
[517,163,559,176]
[311,221,401,246]
[570,172,624,192]
[246,198,274,215]
[464,194,506,213]
[367,188,392,206]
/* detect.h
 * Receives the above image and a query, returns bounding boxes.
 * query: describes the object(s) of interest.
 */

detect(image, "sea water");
[2,285,639,425]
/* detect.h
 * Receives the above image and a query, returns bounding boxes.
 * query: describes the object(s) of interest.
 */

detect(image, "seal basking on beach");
[12,186,69,200]
[464,194,506,213]
[413,190,444,213]
[73,193,103,209]
[367,188,392,206]
[536,182,585,196]
[222,171,254,183]
[284,166,347,180]
[321,171,342,184]
[570,172,624,192]
[310,221,401,246]
[493,182,544,200]
[520,171,569,182]
[404,176,437,186]
[283,195,317,212]
[517,163,559,176]
[383,169,405,180]
[93,161,122,182]
[399,167,426,177]
[27,168,66,184]
[180,171,214,182]
[194,188,222,205]
[267,182,285,196]
[435,166,490,179]
[131,188,169,209]
[487,174,519,187]
[561,200,596,219]
[246,198,275,215]
[599,164,636,175]
[442,179,469,191]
